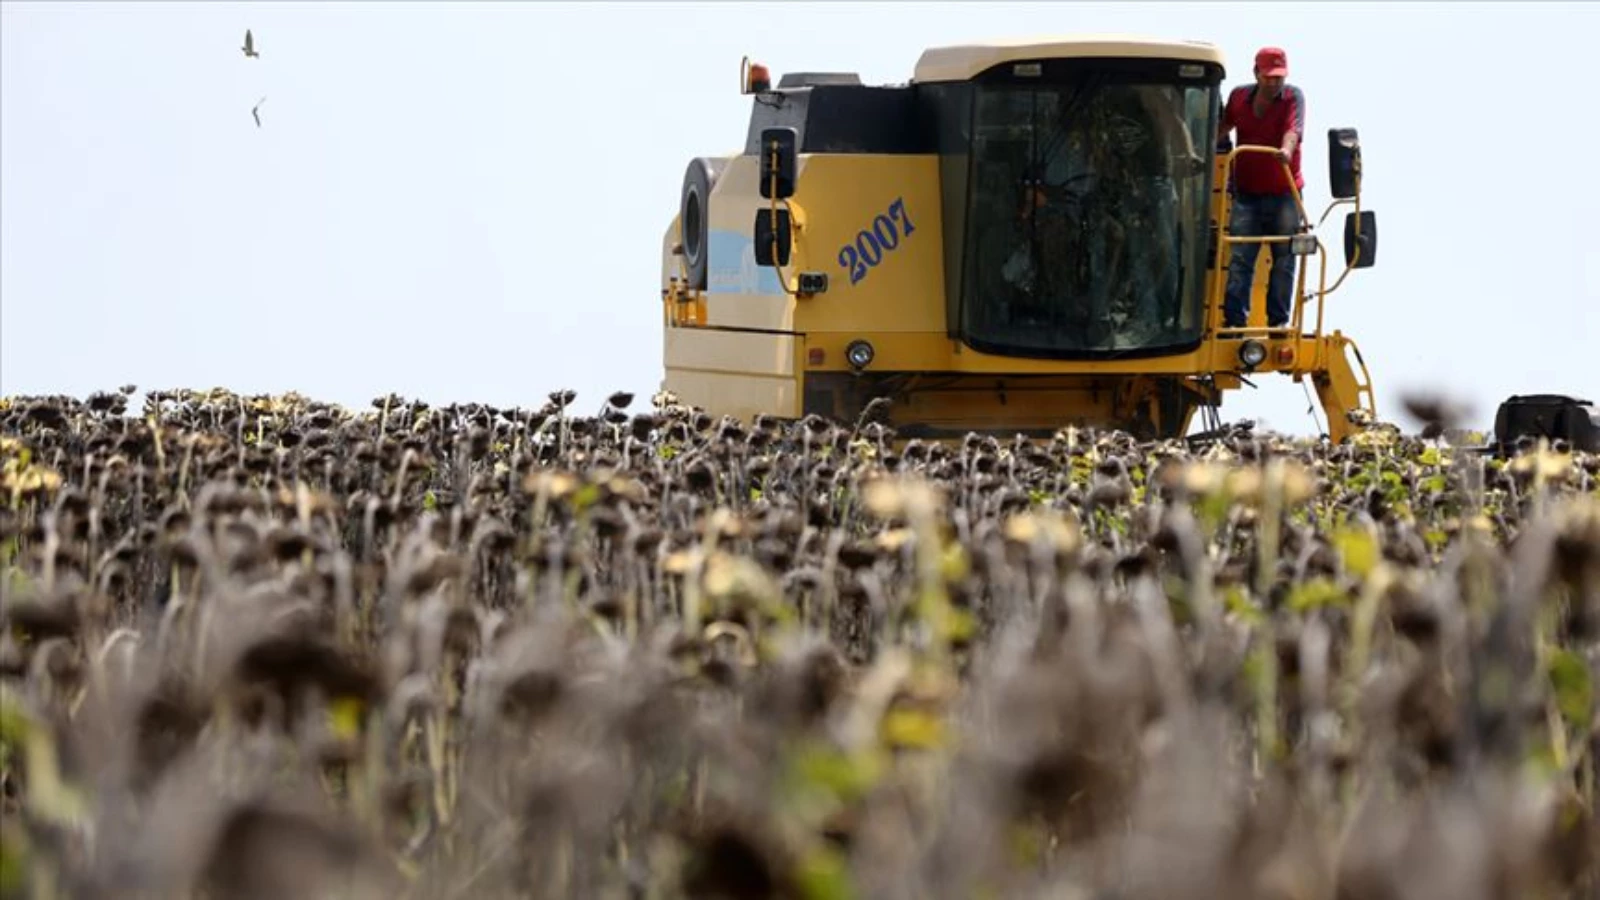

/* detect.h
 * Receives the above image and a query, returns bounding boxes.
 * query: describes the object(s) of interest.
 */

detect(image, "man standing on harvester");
[1218,46,1306,330]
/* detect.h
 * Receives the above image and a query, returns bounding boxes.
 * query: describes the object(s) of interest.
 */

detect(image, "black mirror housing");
[754,207,791,266]
[1344,210,1376,269]
[1329,127,1361,200]
[758,127,798,200]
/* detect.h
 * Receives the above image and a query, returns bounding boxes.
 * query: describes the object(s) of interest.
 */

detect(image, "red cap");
[1255,46,1288,77]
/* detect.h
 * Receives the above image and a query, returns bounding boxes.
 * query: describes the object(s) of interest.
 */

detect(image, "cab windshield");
[957,68,1218,358]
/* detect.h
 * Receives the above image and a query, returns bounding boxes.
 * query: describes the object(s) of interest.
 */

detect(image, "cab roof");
[912,35,1226,83]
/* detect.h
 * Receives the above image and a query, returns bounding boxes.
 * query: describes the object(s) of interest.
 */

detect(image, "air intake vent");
[777,72,863,88]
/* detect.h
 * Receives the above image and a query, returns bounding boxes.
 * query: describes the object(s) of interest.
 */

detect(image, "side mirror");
[1328,127,1361,200]
[1344,210,1377,269]
[758,126,797,200]
[754,207,791,267]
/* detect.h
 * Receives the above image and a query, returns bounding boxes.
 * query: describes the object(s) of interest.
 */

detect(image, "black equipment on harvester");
[1492,394,1600,455]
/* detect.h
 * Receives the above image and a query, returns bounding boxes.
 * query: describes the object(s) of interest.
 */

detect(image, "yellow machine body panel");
[660,36,1380,442]
[689,153,951,335]
[661,327,800,421]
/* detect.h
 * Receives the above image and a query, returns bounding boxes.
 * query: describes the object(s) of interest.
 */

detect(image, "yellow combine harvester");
[659,35,1379,443]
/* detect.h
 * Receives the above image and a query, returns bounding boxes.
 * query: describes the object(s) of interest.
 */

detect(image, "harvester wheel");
[681,158,727,291]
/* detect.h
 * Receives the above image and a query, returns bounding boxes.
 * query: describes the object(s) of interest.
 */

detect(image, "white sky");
[4,2,1597,435]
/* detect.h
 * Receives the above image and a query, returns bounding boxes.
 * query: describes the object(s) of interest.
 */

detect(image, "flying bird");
[251,96,266,127]
[242,29,259,58]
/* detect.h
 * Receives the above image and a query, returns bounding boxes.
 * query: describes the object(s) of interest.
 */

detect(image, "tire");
[680,158,727,291]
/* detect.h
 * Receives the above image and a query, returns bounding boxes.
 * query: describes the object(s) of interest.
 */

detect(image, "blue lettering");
[837,196,914,287]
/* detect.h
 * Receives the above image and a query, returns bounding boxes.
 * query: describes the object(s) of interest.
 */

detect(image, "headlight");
[846,340,875,369]
[1238,339,1267,369]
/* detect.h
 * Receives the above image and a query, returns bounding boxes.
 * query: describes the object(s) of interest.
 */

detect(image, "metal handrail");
[1210,142,1367,354]
[1211,144,1322,350]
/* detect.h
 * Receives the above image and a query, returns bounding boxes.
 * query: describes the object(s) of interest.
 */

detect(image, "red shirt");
[1223,83,1305,195]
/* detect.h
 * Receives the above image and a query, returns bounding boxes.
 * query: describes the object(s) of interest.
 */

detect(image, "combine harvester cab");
[659,38,1382,443]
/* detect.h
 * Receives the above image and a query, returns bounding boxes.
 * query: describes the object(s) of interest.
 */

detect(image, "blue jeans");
[1224,192,1299,328]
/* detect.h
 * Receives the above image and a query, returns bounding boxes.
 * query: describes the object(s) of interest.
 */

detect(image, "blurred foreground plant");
[0,388,1596,900]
